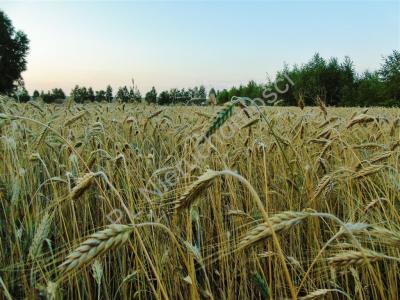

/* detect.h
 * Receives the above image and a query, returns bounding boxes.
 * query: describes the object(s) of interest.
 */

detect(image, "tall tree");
[0,10,29,93]
[87,87,95,102]
[116,86,130,102]
[198,85,206,99]
[11,85,30,102]
[51,88,66,100]
[158,90,171,105]
[105,85,113,102]
[32,90,40,98]
[145,86,157,103]
[95,90,106,102]
[380,50,400,101]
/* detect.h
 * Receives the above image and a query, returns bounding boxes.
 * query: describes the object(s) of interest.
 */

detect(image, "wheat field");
[1,96,400,299]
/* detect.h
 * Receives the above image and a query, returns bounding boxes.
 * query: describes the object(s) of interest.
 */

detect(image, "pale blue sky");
[1,0,399,94]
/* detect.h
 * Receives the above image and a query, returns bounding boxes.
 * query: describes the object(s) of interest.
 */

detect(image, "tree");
[133,89,142,101]
[51,88,65,100]
[38,88,65,103]
[354,71,385,106]
[95,90,106,102]
[70,85,88,103]
[105,85,113,102]
[145,86,157,103]
[198,85,206,99]
[11,84,30,102]
[32,90,40,98]
[0,10,30,93]
[41,91,53,103]
[158,90,171,105]
[169,88,179,103]
[270,53,357,106]
[116,86,130,102]
[380,50,400,101]
[217,89,230,104]
[87,87,95,102]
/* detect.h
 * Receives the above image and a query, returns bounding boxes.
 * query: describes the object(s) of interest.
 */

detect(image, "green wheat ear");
[198,101,236,144]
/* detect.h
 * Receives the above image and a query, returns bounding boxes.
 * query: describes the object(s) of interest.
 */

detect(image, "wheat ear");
[298,289,344,300]
[64,111,88,127]
[352,165,384,179]
[346,114,375,128]
[175,170,222,210]
[327,249,384,267]
[238,211,309,249]
[70,172,101,200]
[312,174,332,199]
[198,101,235,144]
[59,224,134,274]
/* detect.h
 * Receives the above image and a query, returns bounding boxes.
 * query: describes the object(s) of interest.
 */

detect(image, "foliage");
[379,50,400,101]
[41,88,66,103]
[145,86,157,103]
[214,51,399,107]
[0,10,29,94]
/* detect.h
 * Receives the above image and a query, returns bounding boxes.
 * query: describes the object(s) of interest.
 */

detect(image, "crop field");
[1,96,400,299]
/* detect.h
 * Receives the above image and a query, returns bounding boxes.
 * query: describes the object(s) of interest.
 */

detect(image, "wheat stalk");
[241,118,259,129]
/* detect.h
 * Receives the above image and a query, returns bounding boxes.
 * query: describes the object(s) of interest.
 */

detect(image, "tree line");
[1,10,399,107]
[215,50,399,107]
[7,50,399,107]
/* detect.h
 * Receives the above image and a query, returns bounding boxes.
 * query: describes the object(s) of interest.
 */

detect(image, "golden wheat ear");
[238,211,309,250]
[174,169,222,210]
[298,288,344,300]
[59,224,134,274]
[327,249,384,268]
[70,172,100,200]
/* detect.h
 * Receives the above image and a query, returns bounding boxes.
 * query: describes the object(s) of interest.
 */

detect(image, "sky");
[1,0,399,94]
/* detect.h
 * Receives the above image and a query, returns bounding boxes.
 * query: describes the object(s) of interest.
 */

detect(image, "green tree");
[32,90,40,98]
[70,85,87,103]
[87,87,95,102]
[0,10,29,94]
[95,90,106,102]
[380,50,400,102]
[145,86,157,103]
[354,71,385,106]
[198,85,206,99]
[158,90,171,105]
[134,89,142,101]
[116,86,130,102]
[217,89,230,104]
[105,85,113,102]
[272,53,356,106]
[51,88,65,100]
[11,84,30,102]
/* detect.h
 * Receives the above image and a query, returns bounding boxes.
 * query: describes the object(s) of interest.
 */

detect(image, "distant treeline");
[216,50,399,107]
[8,50,399,107]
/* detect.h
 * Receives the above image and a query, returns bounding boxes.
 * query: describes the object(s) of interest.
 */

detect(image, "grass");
[1,96,400,299]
